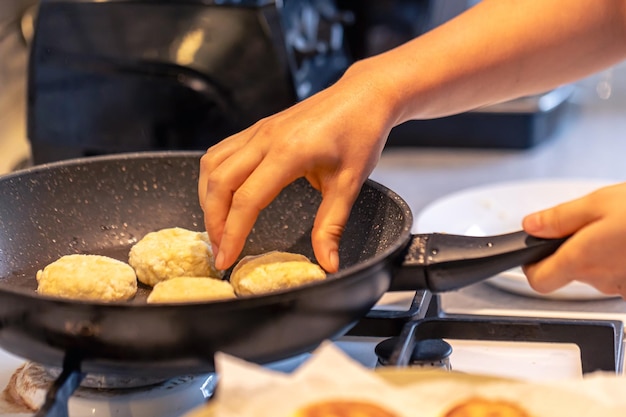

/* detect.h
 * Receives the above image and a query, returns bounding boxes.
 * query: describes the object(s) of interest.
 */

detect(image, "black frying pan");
[0,151,564,378]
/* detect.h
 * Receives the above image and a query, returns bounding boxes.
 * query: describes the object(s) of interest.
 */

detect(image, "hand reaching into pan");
[198,63,399,273]
[523,183,626,299]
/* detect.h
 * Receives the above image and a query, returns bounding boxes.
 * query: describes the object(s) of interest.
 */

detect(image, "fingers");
[198,147,229,211]
[214,159,297,269]
[197,73,390,273]
[201,154,364,273]
[198,123,306,269]
[199,133,262,261]
[310,175,363,273]
[522,254,573,293]
[521,193,599,293]
[198,125,257,211]
[523,223,626,297]
[521,186,626,296]
[522,195,597,238]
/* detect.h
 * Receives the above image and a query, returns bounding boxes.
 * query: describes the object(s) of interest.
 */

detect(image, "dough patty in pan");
[129,227,222,287]
[230,251,327,296]
[36,254,137,301]
[147,276,236,303]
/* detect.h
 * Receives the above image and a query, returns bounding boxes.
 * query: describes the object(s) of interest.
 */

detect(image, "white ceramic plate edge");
[414,178,620,301]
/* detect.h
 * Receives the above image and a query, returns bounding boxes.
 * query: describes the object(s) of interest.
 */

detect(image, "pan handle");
[34,354,85,417]
[390,231,567,293]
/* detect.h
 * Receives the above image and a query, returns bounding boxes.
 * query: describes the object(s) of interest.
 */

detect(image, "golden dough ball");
[129,227,222,287]
[230,251,326,296]
[293,399,399,417]
[443,397,531,417]
[36,254,137,301]
[147,276,236,303]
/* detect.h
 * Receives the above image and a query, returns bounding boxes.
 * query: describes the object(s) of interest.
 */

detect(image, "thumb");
[522,196,596,238]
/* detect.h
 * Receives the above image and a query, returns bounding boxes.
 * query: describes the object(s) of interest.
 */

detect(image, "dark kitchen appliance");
[27,0,351,164]
[27,0,570,165]
[385,86,575,149]
[337,0,575,149]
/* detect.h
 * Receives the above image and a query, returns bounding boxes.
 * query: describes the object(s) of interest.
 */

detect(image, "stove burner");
[375,338,452,370]
[5,362,214,416]
[349,290,624,374]
[45,365,166,390]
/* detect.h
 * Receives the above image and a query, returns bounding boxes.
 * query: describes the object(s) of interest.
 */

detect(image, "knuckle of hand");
[314,223,345,241]
[201,149,217,162]
[254,117,279,139]
[205,174,225,192]
[200,152,220,173]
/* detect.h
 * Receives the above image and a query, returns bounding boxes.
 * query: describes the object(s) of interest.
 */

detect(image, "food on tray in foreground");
[36,254,137,301]
[230,251,327,296]
[128,227,222,286]
[443,397,531,417]
[292,396,532,417]
[147,276,236,303]
[293,399,400,417]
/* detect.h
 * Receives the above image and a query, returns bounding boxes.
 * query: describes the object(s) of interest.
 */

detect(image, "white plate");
[414,178,620,300]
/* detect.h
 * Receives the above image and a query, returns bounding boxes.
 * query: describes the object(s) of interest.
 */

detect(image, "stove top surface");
[0,288,623,417]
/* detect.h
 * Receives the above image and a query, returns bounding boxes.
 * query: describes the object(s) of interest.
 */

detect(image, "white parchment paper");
[185,341,626,417]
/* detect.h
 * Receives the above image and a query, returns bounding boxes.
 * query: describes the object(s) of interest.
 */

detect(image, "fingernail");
[215,250,225,270]
[329,249,339,273]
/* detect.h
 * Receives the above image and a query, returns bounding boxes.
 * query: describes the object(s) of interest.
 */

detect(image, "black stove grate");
[348,290,624,374]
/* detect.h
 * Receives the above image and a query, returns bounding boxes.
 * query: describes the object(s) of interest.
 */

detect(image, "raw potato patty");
[147,276,236,303]
[230,251,327,296]
[129,227,221,286]
[36,254,137,301]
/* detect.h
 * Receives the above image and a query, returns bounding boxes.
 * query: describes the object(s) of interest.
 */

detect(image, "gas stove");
[352,290,624,376]
[0,289,623,417]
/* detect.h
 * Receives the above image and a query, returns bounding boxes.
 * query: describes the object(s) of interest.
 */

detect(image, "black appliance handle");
[390,231,567,293]
[40,52,238,117]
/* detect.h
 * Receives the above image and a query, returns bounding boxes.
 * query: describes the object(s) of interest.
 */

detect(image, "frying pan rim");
[1,150,206,179]
[0,150,414,308]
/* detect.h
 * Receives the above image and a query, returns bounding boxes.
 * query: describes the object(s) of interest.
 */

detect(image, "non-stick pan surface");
[0,151,412,377]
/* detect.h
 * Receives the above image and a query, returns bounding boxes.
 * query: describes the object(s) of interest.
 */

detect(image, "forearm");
[345,0,626,126]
